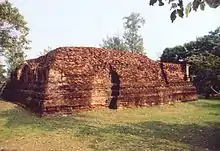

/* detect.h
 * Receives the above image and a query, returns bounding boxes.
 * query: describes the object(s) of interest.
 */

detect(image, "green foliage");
[161,45,187,63]
[187,52,220,72]
[0,1,30,75]
[185,2,192,17]
[0,63,6,83]
[161,27,220,96]
[170,10,177,23]
[188,52,220,96]
[4,43,26,75]
[194,69,220,98]
[100,36,128,51]
[149,0,220,22]
[161,26,220,64]
[123,12,146,54]
[0,0,30,53]
[184,27,220,57]
[100,12,146,55]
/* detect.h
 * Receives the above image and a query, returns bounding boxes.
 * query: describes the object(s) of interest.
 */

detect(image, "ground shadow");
[108,65,120,110]
[189,99,220,116]
[79,121,220,151]
[198,95,220,100]
[189,99,220,110]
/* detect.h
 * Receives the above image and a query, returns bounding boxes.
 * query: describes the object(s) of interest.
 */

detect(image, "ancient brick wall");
[2,51,56,114]
[2,47,197,115]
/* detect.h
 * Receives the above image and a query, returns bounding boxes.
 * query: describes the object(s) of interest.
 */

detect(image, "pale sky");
[10,0,220,60]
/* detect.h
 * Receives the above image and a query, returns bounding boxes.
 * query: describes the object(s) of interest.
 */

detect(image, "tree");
[187,52,220,73]
[161,26,220,64]
[123,12,146,54]
[100,36,127,51]
[100,12,146,55]
[160,29,220,74]
[194,69,220,98]
[0,1,30,54]
[184,27,220,56]
[0,1,30,75]
[149,0,220,22]
[161,45,187,63]
[4,42,26,74]
[160,27,220,97]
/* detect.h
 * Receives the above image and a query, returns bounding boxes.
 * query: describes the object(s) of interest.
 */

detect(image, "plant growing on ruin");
[39,46,52,56]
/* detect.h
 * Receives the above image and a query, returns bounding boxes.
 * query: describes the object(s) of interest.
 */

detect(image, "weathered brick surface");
[2,47,197,115]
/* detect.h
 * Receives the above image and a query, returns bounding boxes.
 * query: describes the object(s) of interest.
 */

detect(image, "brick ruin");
[2,47,197,115]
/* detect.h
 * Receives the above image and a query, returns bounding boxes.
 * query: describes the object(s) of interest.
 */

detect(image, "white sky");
[9,0,220,60]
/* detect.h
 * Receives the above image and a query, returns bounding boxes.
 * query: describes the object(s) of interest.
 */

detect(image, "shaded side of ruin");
[2,47,197,115]
[1,50,56,114]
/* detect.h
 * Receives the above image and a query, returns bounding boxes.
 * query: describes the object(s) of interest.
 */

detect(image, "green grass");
[0,99,220,151]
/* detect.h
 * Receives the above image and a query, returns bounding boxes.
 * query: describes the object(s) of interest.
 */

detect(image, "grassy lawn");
[0,99,220,151]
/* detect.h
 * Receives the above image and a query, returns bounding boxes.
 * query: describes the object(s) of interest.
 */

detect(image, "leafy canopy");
[0,1,30,77]
[39,46,53,56]
[149,0,220,22]
[161,26,220,65]
[100,36,128,51]
[100,12,146,55]
[160,27,220,96]
[123,12,146,54]
[0,0,30,54]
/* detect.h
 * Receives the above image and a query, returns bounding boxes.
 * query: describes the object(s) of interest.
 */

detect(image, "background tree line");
[100,12,146,55]
[160,27,220,98]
